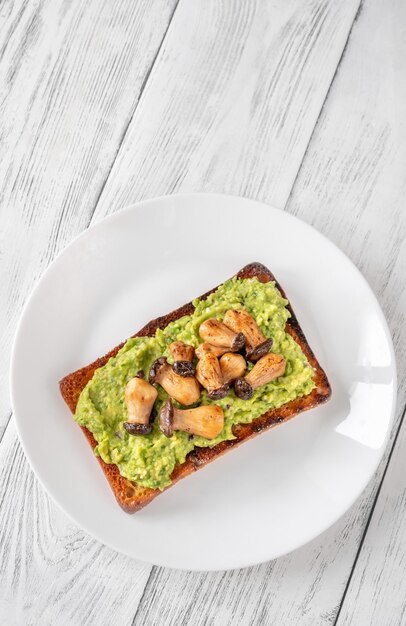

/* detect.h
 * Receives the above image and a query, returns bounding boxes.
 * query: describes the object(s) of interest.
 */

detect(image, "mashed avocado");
[75,277,315,490]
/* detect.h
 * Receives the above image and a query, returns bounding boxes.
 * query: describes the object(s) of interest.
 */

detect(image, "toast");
[60,262,331,512]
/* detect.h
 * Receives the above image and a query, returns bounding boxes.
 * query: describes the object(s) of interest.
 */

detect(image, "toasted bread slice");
[60,263,331,512]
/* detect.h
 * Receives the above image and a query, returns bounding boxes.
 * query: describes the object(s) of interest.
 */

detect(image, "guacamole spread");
[74,277,315,490]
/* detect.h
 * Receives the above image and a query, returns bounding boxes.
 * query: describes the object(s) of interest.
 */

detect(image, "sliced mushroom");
[159,398,224,439]
[219,353,247,384]
[195,342,234,359]
[195,352,229,399]
[149,357,200,405]
[223,309,272,361]
[234,353,286,399]
[123,377,158,435]
[199,318,245,351]
[169,341,196,377]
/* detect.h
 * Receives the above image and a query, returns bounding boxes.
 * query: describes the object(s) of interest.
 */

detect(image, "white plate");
[11,193,396,571]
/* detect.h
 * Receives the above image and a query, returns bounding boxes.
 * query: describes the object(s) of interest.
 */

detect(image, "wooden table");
[1,1,405,623]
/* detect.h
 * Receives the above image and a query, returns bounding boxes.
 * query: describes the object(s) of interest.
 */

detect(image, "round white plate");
[11,193,396,571]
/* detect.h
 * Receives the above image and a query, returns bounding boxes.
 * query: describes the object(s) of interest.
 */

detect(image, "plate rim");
[10,192,398,570]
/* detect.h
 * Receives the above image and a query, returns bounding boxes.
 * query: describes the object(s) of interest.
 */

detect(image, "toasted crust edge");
[59,262,331,513]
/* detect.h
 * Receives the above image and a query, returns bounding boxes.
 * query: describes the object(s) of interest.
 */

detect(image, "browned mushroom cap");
[246,340,273,362]
[196,352,230,399]
[219,353,247,384]
[169,341,196,377]
[123,377,158,436]
[172,360,196,377]
[234,377,254,400]
[149,357,167,384]
[195,343,235,359]
[234,353,286,399]
[159,398,174,437]
[159,398,224,439]
[199,318,245,351]
[149,357,200,405]
[223,309,272,362]
[207,385,231,400]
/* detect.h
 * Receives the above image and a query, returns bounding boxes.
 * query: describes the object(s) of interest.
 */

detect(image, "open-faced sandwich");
[60,262,331,512]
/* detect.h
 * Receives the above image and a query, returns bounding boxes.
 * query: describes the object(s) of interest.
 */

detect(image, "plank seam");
[85,0,182,233]
[284,0,363,210]
[88,2,182,620]
[131,566,155,626]
[0,0,183,454]
[333,401,406,625]
[0,413,12,447]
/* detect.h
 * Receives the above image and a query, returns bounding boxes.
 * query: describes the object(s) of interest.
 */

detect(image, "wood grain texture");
[92,0,360,222]
[0,0,362,619]
[287,3,406,388]
[0,0,404,623]
[337,409,406,626]
[287,0,406,489]
[131,0,406,624]
[0,420,150,625]
[0,0,178,438]
[132,495,375,626]
[287,0,406,622]
[0,0,177,622]
[319,0,406,619]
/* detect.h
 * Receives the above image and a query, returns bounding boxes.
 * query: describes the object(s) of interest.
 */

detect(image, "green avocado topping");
[74,277,316,490]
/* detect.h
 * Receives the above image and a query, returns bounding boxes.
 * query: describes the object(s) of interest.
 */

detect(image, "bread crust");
[59,263,331,512]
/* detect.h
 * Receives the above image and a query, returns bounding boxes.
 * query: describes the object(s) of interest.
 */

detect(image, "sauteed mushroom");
[234,353,286,400]
[223,309,272,362]
[159,398,224,439]
[196,352,229,399]
[219,353,247,384]
[199,318,245,351]
[149,357,200,405]
[123,376,157,436]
